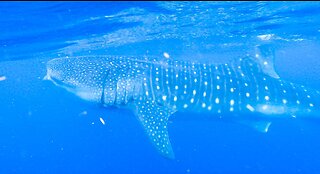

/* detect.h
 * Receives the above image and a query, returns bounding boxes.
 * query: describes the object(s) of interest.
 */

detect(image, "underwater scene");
[1,1,320,173]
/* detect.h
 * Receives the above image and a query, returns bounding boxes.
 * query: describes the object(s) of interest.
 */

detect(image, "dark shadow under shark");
[44,53,320,159]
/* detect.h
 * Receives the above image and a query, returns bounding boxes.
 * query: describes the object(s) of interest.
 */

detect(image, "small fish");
[44,52,320,159]
[99,117,106,125]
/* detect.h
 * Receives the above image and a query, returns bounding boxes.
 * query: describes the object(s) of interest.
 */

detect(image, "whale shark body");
[44,55,320,159]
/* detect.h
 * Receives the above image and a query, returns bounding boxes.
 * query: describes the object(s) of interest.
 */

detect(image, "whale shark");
[44,54,320,159]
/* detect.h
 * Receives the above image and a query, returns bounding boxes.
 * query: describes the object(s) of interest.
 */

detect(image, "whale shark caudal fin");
[254,44,280,79]
[133,99,175,159]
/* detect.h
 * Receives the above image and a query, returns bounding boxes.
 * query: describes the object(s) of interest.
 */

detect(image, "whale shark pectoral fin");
[133,100,175,159]
[235,119,272,133]
[254,44,279,79]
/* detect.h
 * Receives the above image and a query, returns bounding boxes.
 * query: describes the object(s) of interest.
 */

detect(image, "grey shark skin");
[45,55,320,159]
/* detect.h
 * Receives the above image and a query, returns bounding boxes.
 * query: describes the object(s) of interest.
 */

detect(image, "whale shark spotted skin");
[45,55,320,159]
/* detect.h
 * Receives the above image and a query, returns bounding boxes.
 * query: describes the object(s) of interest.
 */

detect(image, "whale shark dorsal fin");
[254,44,280,79]
[133,99,175,159]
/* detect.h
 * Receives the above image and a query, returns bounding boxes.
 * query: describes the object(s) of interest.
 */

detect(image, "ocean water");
[1,2,320,173]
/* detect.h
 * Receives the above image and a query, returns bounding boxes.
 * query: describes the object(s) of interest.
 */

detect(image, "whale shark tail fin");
[253,44,280,79]
[133,99,175,159]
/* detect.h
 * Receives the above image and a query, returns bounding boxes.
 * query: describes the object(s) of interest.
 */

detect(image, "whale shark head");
[45,56,177,159]
[44,57,113,103]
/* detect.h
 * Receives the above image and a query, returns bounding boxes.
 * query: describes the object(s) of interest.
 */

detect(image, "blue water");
[1,2,320,173]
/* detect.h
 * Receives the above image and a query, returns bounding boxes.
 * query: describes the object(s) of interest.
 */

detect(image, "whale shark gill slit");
[101,69,110,107]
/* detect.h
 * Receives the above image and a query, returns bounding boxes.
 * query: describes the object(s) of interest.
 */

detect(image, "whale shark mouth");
[44,74,76,90]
